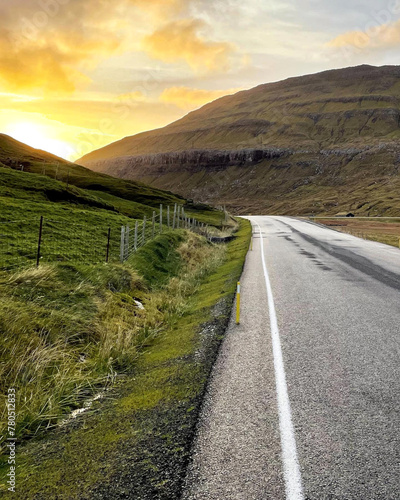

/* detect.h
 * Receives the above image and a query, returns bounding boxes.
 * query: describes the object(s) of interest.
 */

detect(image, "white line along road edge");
[255,221,304,500]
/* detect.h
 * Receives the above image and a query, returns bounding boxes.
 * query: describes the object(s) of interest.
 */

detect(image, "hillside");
[0,133,184,212]
[79,65,400,216]
[0,133,223,223]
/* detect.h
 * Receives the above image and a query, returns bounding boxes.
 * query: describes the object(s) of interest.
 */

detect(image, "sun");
[5,122,75,160]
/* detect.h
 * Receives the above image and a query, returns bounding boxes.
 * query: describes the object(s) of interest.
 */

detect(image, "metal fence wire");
[0,219,39,271]
[0,204,214,271]
[119,205,211,262]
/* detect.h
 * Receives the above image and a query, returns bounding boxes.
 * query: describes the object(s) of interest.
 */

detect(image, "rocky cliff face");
[79,65,400,215]
[86,147,291,177]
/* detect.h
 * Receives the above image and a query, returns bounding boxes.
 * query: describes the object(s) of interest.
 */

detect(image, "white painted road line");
[255,222,304,500]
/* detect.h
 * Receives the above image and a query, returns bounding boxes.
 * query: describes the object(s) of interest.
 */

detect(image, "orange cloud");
[160,86,240,110]
[143,19,235,73]
[0,1,124,94]
[129,0,185,15]
[328,19,400,50]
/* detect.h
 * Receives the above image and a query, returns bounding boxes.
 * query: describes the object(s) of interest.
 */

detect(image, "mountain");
[79,65,400,216]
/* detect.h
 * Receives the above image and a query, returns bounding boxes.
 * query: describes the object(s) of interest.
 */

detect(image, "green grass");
[0,219,251,499]
[0,167,226,270]
[0,168,135,269]
[0,231,191,444]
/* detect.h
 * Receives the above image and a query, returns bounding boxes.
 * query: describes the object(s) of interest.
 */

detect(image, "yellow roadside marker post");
[236,282,241,325]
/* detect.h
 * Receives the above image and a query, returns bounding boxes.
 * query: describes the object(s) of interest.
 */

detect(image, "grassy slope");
[80,65,400,159]
[140,154,400,217]
[0,167,145,269]
[0,134,183,211]
[0,134,223,226]
[0,220,251,499]
[0,165,224,271]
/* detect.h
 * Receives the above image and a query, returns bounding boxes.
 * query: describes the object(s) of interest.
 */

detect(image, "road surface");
[182,216,400,500]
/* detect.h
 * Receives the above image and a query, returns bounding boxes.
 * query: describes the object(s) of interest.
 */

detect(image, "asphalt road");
[182,216,400,500]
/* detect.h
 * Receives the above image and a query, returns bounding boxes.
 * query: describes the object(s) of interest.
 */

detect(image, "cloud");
[0,0,125,94]
[328,19,400,50]
[143,19,235,73]
[129,0,186,16]
[160,86,240,110]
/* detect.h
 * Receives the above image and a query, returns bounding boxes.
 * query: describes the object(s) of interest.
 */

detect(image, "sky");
[0,0,399,160]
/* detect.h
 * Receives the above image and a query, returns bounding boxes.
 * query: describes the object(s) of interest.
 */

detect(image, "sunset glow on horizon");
[1,0,400,160]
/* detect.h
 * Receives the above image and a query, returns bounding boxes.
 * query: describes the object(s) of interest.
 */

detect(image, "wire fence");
[120,204,211,262]
[0,204,213,272]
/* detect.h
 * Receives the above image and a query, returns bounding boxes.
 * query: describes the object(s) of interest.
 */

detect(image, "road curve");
[182,216,400,500]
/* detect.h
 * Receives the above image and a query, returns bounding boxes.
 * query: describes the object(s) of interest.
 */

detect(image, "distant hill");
[0,133,224,226]
[0,133,186,214]
[79,65,400,216]
[0,133,68,165]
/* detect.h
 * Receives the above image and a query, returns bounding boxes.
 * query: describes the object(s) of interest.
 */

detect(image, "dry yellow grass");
[318,218,400,248]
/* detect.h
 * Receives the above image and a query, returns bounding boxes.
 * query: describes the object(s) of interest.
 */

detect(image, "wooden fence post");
[167,206,170,229]
[105,227,111,263]
[152,211,156,239]
[160,204,163,233]
[36,216,44,267]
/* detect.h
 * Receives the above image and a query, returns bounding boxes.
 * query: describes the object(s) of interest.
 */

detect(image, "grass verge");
[0,219,251,498]
[317,218,400,248]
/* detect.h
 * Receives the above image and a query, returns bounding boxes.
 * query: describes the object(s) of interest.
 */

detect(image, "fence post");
[134,221,139,251]
[167,206,170,229]
[152,211,156,239]
[120,226,125,262]
[106,227,111,263]
[143,216,147,244]
[173,204,177,229]
[36,216,44,267]
[177,206,180,229]
[160,204,163,234]
[125,225,130,259]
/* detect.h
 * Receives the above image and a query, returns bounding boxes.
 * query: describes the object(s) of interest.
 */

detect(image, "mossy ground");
[0,220,251,499]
